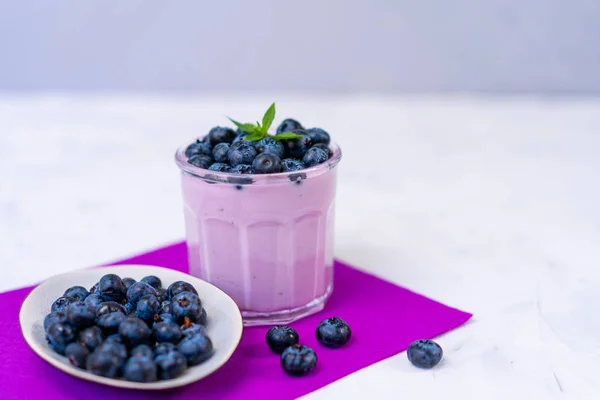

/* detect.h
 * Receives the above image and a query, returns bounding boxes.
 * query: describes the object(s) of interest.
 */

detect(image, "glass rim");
[174,139,342,185]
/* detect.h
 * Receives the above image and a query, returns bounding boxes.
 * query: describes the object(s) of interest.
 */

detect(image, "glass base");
[241,286,333,326]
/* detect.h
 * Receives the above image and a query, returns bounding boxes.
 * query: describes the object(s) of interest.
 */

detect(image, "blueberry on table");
[255,137,285,159]
[266,326,299,354]
[305,128,331,145]
[122,277,136,290]
[44,311,67,332]
[98,274,127,303]
[177,331,213,366]
[66,301,96,328]
[279,131,311,158]
[86,349,122,378]
[131,344,154,359]
[253,153,282,174]
[207,126,236,146]
[51,296,76,313]
[96,311,126,335]
[118,317,151,348]
[95,301,125,318]
[153,320,183,344]
[212,143,231,163]
[65,342,89,369]
[78,326,104,352]
[47,322,77,355]
[188,154,215,169]
[281,158,306,172]
[140,275,162,290]
[124,357,158,382]
[407,339,443,369]
[83,293,103,310]
[228,141,258,167]
[185,141,213,158]
[154,342,176,357]
[276,118,303,134]
[136,294,160,321]
[302,147,328,167]
[315,317,351,348]
[63,286,89,302]
[280,345,317,376]
[171,292,203,324]
[127,282,158,306]
[167,281,198,299]
[155,351,187,380]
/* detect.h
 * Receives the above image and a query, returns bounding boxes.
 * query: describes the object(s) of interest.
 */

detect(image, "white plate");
[19,264,243,390]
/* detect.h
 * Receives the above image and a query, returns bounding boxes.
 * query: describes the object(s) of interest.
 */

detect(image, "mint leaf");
[228,118,256,134]
[261,103,276,132]
[274,132,304,140]
[244,132,265,141]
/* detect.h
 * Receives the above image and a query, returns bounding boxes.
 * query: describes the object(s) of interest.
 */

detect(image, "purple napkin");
[0,242,471,400]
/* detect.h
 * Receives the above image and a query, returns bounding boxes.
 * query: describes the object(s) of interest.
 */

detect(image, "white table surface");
[1,94,599,399]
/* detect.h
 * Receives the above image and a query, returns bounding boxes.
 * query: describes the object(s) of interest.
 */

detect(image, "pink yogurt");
[175,141,342,325]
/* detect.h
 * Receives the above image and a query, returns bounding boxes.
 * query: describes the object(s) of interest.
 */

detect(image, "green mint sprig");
[228,103,304,141]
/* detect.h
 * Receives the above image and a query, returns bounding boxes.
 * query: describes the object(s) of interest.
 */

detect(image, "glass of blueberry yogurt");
[174,104,342,325]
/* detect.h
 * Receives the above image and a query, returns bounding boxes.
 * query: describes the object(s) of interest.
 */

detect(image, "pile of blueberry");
[266,317,352,376]
[185,103,333,177]
[43,274,212,382]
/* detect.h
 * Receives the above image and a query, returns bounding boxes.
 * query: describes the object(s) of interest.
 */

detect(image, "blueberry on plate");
[83,293,103,310]
[228,141,257,167]
[65,342,89,369]
[181,316,206,337]
[154,313,177,326]
[208,162,232,172]
[177,331,213,366]
[212,142,230,163]
[46,322,77,355]
[140,275,162,290]
[96,311,126,335]
[281,158,306,172]
[63,286,89,302]
[95,301,125,318]
[167,281,198,299]
[305,128,330,145]
[65,301,96,328]
[154,342,176,357]
[255,137,285,159]
[155,351,187,380]
[278,131,311,158]
[302,147,329,167]
[97,274,127,303]
[131,344,154,359]
[124,356,157,382]
[315,317,352,348]
[171,292,202,324]
[266,325,299,354]
[188,154,215,169]
[207,126,236,146]
[253,153,282,174]
[86,348,122,378]
[276,118,303,134]
[51,296,76,313]
[136,294,160,321]
[153,320,183,344]
[280,344,317,376]
[118,317,151,348]
[185,141,213,158]
[44,311,67,332]
[407,339,443,369]
[78,326,104,352]
[122,277,136,290]
[127,282,158,306]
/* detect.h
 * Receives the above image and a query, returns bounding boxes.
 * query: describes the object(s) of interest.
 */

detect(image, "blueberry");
[280,344,317,376]
[229,164,255,175]
[153,320,183,344]
[96,311,126,335]
[78,326,104,352]
[312,143,332,158]
[278,131,312,158]
[136,295,160,321]
[123,302,136,315]
[281,158,306,172]
[86,348,121,378]
[127,282,158,306]
[266,325,299,354]
[140,275,162,290]
[124,357,157,382]
[65,342,89,369]
[177,331,213,365]
[44,311,67,332]
[302,146,329,167]
[277,118,303,134]
[315,317,351,348]
[199,307,207,327]
[252,153,282,174]
[208,162,232,172]
[98,274,127,303]
[232,130,249,143]
[159,300,172,314]
[181,315,206,337]
[122,277,136,290]
[51,296,76,313]
[228,141,257,167]
[255,137,285,159]
[131,344,154,359]
[167,281,198,299]
[407,339,443,369]
[154,342,176,357]
[155,351,187,380]
[63,286,89,302]
[212,142,231,163]
[305,128,330,145]
[188,154,214,169]
[156,288,168,303]
[95,301,125,318]
[89,283,99,294]
[185,141,213,158]
[46,322,77,355]
[154,313,177,326]
[171,292,202,324]
[118,317,151,348]
[65,301,96,328]
[207,127,236,146]
[104,333,125,347]
[84,294,103,310]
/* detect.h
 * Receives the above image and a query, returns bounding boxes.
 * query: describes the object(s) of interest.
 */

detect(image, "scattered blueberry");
[171,292,202,324]
[44,311,67,332]
[302,146,329,167]
[229,164,255,174]
[155,351,187,380]
[253,153,282,174]
[277,118,303,134]
[63,286,89,302]
[228,141,257,167]
[177,331,213,366]
[212,143,230,163]
[207,127,236,146]
[153,320,183,344]
[208,162,232,172]
[280,344,317,376]
[154,342,176,357]
[124,357,157,382]
[140,276,162,290]
[315,317,351,348]
[131,344,154,359]
[278,131,312,158]
[185,141,213,158]
[78,326,104,352]
[118,317,151,348]
[281,158,306,172]
[95,301,125,318]
[66,301,96,328]
[305,128,330,145]
[46,322,77,355]
[65,342,89,369]
[122,278,136,290]
[188,154,215,169]
[127,282,158,306]
[167,281,198,299]
[136,294,160,321]
[86,348,122,378]
[255,137,285,159]
[407,339,443,369]
[98,274,127,303]
[51,296,76,313]
[266,326,299,354]
[84,293,103,310]
[96,311,126,335]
